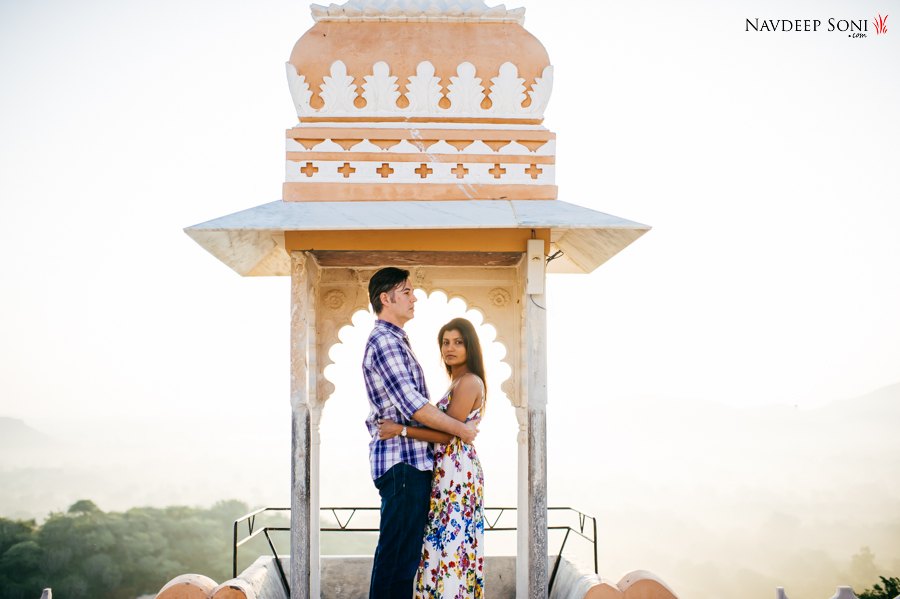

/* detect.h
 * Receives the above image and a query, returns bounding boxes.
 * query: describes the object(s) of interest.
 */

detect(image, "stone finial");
[310,0,526,24]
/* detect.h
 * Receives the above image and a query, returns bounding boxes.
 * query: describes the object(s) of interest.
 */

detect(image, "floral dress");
[414,385,485,599]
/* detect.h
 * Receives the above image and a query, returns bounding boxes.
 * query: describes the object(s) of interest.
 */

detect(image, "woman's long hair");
[437,317,487,412]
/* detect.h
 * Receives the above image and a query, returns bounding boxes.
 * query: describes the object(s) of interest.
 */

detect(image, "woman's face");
[441,329,467,368]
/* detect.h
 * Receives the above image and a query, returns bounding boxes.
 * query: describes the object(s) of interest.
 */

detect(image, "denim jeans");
[369,462,432,599]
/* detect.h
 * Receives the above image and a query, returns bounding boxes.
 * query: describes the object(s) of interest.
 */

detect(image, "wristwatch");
[400,425,408,438]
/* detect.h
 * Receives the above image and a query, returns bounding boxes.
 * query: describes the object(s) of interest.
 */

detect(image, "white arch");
[318,287,520,512]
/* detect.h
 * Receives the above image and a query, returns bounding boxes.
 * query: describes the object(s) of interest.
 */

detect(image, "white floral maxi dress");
[414,389,485,599]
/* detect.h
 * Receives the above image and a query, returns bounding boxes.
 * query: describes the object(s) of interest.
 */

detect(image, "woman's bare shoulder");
[455,372,485,396]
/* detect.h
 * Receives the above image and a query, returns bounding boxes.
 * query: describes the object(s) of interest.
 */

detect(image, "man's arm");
[367,333,476,444]
[412,404,477,444]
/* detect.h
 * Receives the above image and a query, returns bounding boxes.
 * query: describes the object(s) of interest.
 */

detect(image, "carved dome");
[286,1,552,121]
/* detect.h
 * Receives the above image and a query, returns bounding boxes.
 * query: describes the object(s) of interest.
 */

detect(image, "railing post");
[233,520,239,577]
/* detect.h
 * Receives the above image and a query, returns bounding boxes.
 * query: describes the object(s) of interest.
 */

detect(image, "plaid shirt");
[363,319,433,480]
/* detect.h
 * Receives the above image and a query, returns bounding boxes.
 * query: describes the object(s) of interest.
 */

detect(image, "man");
[363,267,477,598]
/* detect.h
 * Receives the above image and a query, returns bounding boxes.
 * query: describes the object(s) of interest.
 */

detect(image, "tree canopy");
[0,500,252,599]
[859,576,900,599]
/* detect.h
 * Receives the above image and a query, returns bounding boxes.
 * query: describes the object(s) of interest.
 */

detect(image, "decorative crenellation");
[285,134,556,156]
[283,124,557,199]
[310,0,526,24]
[286,60,553,120]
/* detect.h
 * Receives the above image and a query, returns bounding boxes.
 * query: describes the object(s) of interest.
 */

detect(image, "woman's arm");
[378,374,484,442]
[378,419,452,444]
[444,374,484,423]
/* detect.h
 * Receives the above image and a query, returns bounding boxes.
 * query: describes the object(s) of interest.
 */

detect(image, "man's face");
[381,279,416,325]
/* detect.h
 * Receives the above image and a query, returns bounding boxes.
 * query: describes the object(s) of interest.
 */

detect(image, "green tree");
[859,576,900,599]
[67,499,101,515]
[0,499,252,599]
[0,518,35,556]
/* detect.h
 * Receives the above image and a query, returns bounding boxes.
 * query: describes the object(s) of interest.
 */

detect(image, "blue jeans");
[369,463,432,599]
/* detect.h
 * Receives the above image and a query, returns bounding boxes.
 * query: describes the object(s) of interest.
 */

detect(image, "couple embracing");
[363,267,487,599]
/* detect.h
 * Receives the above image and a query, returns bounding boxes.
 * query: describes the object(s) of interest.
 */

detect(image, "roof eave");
[184,199,650,276]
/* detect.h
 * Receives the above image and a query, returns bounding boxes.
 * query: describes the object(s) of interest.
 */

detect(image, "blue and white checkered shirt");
[363,319,433,480]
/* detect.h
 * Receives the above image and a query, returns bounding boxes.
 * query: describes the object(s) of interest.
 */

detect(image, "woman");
[378,317,486,599]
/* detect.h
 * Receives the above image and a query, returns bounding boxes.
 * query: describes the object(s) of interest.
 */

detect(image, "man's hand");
[459,421,478,445]
[377,418,402,440]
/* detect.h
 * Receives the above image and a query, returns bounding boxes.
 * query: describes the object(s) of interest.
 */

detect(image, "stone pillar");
[515,405,530,599]
[290,251,311,599]
[524,240,548,598]
[309,404,322,599]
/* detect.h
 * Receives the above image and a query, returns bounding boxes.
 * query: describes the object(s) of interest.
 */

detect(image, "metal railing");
[233,505,598,595]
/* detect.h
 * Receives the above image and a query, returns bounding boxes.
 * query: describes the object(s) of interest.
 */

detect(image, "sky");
[1,0,899,596]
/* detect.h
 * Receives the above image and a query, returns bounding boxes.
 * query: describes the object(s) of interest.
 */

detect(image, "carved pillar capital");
[515,407,528,444]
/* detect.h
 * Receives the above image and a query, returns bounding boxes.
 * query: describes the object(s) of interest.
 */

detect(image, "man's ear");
[380,290,391,306]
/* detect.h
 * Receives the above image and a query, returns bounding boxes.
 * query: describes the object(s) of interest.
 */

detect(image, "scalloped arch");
[321,288,515,407]
[312,264,523,409]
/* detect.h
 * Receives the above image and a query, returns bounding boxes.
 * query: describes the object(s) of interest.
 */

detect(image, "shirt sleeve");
[369,336,429,420]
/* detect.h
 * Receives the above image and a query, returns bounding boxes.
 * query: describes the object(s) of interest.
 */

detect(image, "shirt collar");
[375,319,407,341]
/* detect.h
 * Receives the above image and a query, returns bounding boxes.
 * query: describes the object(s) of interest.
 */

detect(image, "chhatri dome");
[289,0,550,119]
[186,0,647,278]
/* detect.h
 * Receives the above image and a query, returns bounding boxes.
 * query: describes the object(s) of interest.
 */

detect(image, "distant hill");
[817,381,900,418]
[0,417,51,449]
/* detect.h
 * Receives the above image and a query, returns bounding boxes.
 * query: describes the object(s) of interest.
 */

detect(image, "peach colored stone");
[618,570,679,599]
[585,578,626,599]
[155,574,217,599]
[289,22,549,109]
[210,579,255,599]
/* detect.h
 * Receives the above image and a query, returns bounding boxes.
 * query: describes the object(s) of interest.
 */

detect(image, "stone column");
[309,405,322,599]
[515,405,530,599]
[524,240,548,598]
[290,251,311,599]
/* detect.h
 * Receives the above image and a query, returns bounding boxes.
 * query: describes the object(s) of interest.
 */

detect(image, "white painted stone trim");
[286,139,555,160]
[285,138,554,156]
[310,0,526,24]
[287,121,549,131]
[286,61,554,120]
[285,160,555,184]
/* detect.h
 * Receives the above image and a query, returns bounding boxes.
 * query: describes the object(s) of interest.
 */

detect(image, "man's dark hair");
[368,267,410,314]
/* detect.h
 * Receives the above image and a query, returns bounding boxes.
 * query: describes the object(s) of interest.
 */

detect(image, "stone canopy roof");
[185,199,649,276]
[185,1,650,278]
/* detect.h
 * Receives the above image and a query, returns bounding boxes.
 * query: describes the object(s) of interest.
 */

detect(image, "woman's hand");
[377,418,403,440]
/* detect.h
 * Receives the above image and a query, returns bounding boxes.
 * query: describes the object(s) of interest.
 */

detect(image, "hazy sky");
[2,0,898,595]
[1,0,898,455]
[2,0,897,424]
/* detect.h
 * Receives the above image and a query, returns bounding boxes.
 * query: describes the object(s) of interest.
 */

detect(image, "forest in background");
[0,500,247,599]
[2,384,899,599]
[0,499,897,599]
[0,499,380,599]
